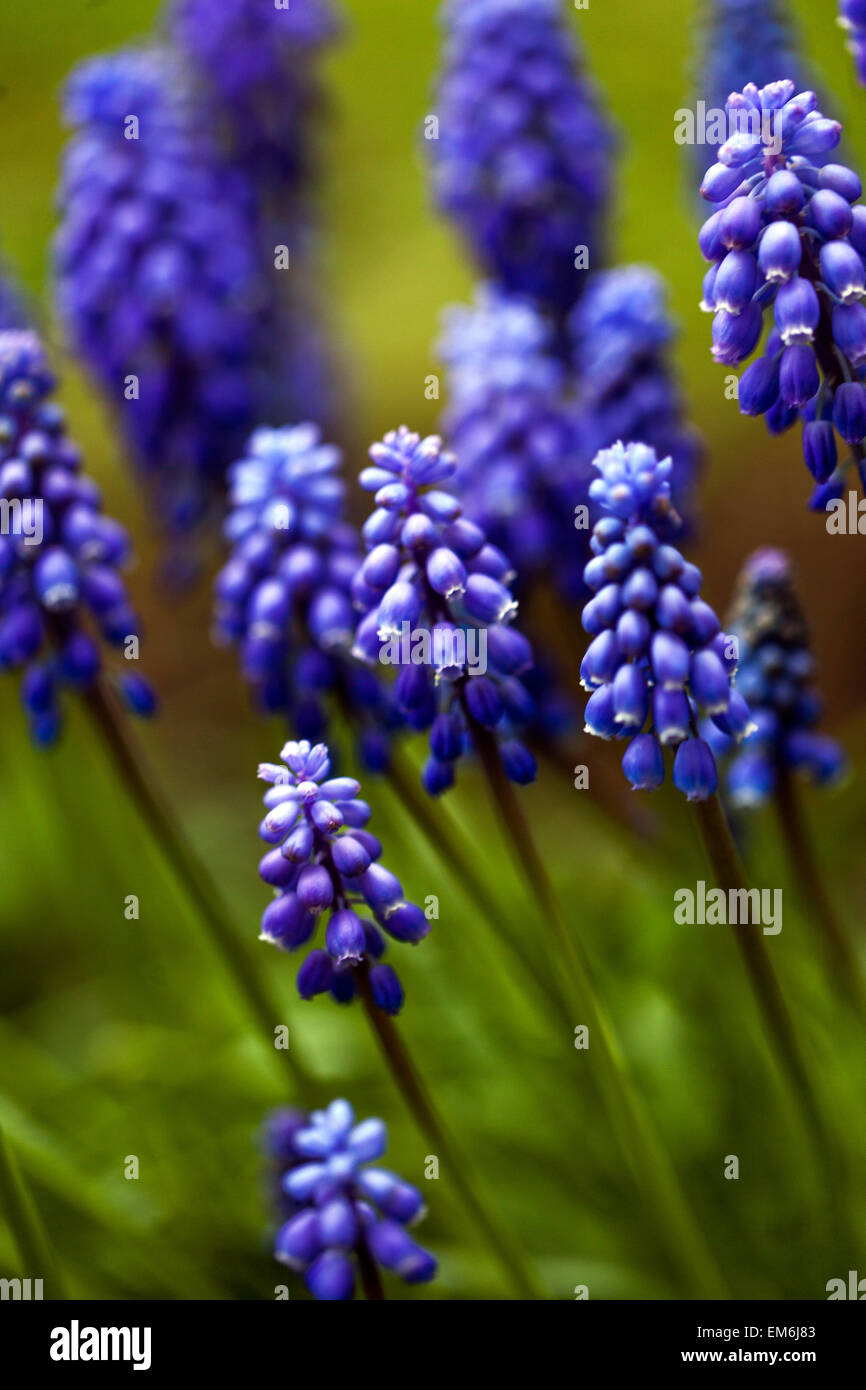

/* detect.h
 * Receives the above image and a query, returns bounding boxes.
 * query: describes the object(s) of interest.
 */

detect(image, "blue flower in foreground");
[0,331,156,744]
[698,81,866,504]
[840,2,866,87]
[581,443,753,800]
[352,426,538,795]
[215,425,397,770]
[438,284,585,594]
[168,0,340,186]
[707,547,847,805]
[56,49,273,536]
[691,2,811,176]
[257,741,430,1011]
[271,1099,437,1300]
[570,266,702,535]
[428,0,615,313]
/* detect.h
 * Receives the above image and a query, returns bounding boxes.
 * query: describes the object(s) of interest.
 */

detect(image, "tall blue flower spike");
[56,42,337,551]
[352,426,538,795]
[167,0,341,187]
[706,547,847,806]
[580,442,753,801]
[56,49,267,537]
[270,1099,437,1300]
[257,740,430,1013]
[438,284,586,595]
[215,424,398,772]
[697,81,866,507]
[428,0,615,314]
[0,331,156,744]
[570,265,702,535]
[839,2,866,87]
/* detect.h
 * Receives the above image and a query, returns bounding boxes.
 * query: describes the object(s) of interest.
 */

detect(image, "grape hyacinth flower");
[438,284,586,595]
[168,0,341,188]
[708,547,846,806]
[56,50,273,537]
[697,81,866,504]
[0,331,156,744]
[215,424,398,771]
[689,0,820,187]
[570,265,702,534]
[580,442,753,800]
[839,2,866,87]
[257,740,429,1012]
[262,1107,308,1222]
[352,426,538,795]
[428,0,615,314]
[273,1099,437,1300]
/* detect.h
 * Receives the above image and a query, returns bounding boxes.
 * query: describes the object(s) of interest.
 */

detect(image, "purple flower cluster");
[214,425,396,771]
[839,2,866,87]
[581,442,753,800]
[56,50,266,536]
[707,548,846,806]
[571,265,702,534]
[438,284,585,593]
[167,0,340,186]
[698,81,866,504]
[272,1099,437,1300]
[257,740,430,1012]
[428,0,615,314]
[691,1,812,183]
[352,426,538,795]
[0,331,155,744]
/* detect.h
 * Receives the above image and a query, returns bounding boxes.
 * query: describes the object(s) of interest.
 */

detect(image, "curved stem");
[355,966,544,1300]
[773,768,863,1009]
[462,709,728,1298]
[0,1123,65,1299]
[84,679,317,1107]
[385,750,572,1029]
[692,794,839,1173]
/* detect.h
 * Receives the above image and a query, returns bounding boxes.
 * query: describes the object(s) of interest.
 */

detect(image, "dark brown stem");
[83,678,317,1105]
[774,768,863,1008]
[356,1237,386,1301]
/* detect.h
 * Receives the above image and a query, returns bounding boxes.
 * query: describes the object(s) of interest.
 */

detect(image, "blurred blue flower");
[839,2,866,87]
[438,283,587,594]
[570,265,702,534]
[271,1098,437,1300]
[167,0,341,186]
[708,548,847,805]
[257,740,430,1011]
[56,49,268,536]
[215,424,398,768]
[581,442,752,800]
[428,0,615,313]
[56,43,337,550]
[0,330,156,744]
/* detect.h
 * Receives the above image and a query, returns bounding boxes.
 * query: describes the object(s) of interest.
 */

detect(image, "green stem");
[774,768,863,1009]
[692,794,837,1164]
[385,750,573,1029]
[464,714,728,1298]
[0,1123,65,1299]
[356,966,544,1300]
[84,679,317,1107]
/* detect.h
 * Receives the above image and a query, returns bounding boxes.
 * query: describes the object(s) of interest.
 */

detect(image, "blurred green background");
[1,0,865,1301]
